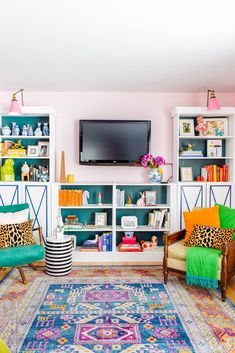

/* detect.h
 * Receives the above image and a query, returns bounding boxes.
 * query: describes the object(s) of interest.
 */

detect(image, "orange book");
[223,165,229,182]
[78,190,82,206]
[71,190,75,206]
[59,189,64,206]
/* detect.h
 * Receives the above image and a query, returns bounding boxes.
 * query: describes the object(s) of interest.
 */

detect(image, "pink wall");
[0,91,235,182]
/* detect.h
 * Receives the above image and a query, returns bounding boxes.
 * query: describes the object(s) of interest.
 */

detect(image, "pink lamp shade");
[207,90,221,110]
[8,94,22,115]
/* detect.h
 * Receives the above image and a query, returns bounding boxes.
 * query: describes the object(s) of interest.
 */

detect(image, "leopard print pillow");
[184,224,235,250]
[0,219,36,248]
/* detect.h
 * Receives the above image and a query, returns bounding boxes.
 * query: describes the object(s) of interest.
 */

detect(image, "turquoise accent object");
[0,245,44,267]
[0,203,30,219]
[148,168,162,183]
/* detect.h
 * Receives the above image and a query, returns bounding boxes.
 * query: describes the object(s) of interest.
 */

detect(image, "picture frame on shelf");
[207,139,222,157]
[180,167,193,181]
[204,118,228,136]
[179,119,195,136]
[121,216,138,229]
[27,145,39,157]
[38,141,49,157]
[145,191,157,205]
[95,212,107,227]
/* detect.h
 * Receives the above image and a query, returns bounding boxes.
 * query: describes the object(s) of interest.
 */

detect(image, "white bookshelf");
[172,107,235,229]
[52,182,177,263]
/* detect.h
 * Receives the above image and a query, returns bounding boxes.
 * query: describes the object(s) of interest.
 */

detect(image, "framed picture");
[204,118,228,136]
[145,191,157,205]
[121,216,138,229]
[179,119,195,136]
[27,145,38,157]
[180,167,193,181]
[95,212,107,227]
[38,141,49,157]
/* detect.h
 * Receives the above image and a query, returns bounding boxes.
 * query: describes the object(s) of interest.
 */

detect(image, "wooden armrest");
[222,240,235,274]
[163,230,186,246]
[33,226,44,245]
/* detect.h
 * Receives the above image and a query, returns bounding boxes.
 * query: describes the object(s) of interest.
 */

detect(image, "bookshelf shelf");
[53,182,176,263]
[179,157,233,160]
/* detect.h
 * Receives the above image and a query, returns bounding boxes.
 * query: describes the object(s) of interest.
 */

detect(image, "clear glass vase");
[148,167,162,183]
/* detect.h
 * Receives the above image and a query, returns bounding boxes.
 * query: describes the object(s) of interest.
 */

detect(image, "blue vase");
[148,168,162,183]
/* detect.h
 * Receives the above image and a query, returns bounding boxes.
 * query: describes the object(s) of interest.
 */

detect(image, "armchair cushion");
[183,205,220,242]
[0,245,44,267]
[0,220,36,248]
[184,224,235,250]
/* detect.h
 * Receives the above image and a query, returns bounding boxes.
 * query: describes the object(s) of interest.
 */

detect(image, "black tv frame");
[79,119,151,166]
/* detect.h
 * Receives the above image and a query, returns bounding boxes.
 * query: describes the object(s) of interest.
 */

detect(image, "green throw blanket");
[186,247,222,289]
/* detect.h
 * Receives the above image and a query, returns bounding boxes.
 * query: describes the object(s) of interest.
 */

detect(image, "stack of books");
[180,150,203,158]
[148,209,168,229]
[118,235,142,252]
[80,240,99,252]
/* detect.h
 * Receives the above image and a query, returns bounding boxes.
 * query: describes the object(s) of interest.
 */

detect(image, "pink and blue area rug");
[0,266,235,353]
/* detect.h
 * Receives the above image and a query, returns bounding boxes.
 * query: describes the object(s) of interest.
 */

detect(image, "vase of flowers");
[141,154,166,183]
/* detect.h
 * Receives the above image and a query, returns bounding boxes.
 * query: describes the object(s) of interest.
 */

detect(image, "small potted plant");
[141,154,166,183]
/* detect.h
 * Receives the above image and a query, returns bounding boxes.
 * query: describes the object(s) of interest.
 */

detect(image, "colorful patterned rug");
[0,266,235,353]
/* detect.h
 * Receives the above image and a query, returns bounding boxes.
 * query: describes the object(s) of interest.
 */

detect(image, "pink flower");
[141,154,166,169]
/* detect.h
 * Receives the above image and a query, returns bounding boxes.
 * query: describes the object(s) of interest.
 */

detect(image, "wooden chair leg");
[29,263,38,271]
[17,267,27,284]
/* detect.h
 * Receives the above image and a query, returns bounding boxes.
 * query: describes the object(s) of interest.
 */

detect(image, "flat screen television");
[79,120,151,165]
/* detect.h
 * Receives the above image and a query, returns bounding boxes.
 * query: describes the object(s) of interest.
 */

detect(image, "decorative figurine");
[22,125,28,136]
[36,166,49,182]
[42,122,49,136]
[82,190,90,205]
[1,159,15,181]
[11,122,20,136]
[21,162,30,181]
[27,124,33,136]
[54,216,64,240]
[195,115,208,136]
[2,125,11,136]
[34,122,42,136]
[98,192,102,205]
[125,192,133,207]
[136,192,145,207]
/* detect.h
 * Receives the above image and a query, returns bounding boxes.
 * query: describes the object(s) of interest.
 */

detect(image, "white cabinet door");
[178,183,206,229]
[0,183,20,206]
[22,183,51,238]
[207,183,233,208]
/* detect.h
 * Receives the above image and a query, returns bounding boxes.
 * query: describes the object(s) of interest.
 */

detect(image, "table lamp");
[8,88,24,115]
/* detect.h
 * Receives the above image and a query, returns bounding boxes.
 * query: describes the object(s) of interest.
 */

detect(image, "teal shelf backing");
[63,231,105,246]
[2,115,50,132]
[116,185,167,204]
[0,158,49,181]
[116,208,155,225]
[61,208,112,225]
[116,231,164,246]
[179,138,226,157]
[179,158,226,181]
[61,185,112,204]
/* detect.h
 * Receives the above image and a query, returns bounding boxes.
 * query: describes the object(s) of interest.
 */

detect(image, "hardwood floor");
[1,267,235,304]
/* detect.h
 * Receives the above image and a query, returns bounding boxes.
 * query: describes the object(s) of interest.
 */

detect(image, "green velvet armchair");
[0,203,45,284]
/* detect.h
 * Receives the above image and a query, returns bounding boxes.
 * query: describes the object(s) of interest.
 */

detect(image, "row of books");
[59,189,83,206]
[201,164,229,182]
[80,232,112,252]
[148,209,170,229]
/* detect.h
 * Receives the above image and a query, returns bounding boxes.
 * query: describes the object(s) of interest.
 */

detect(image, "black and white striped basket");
[45,238,72,276]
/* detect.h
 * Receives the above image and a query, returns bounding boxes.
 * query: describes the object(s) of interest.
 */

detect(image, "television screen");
[79,120,151,165]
